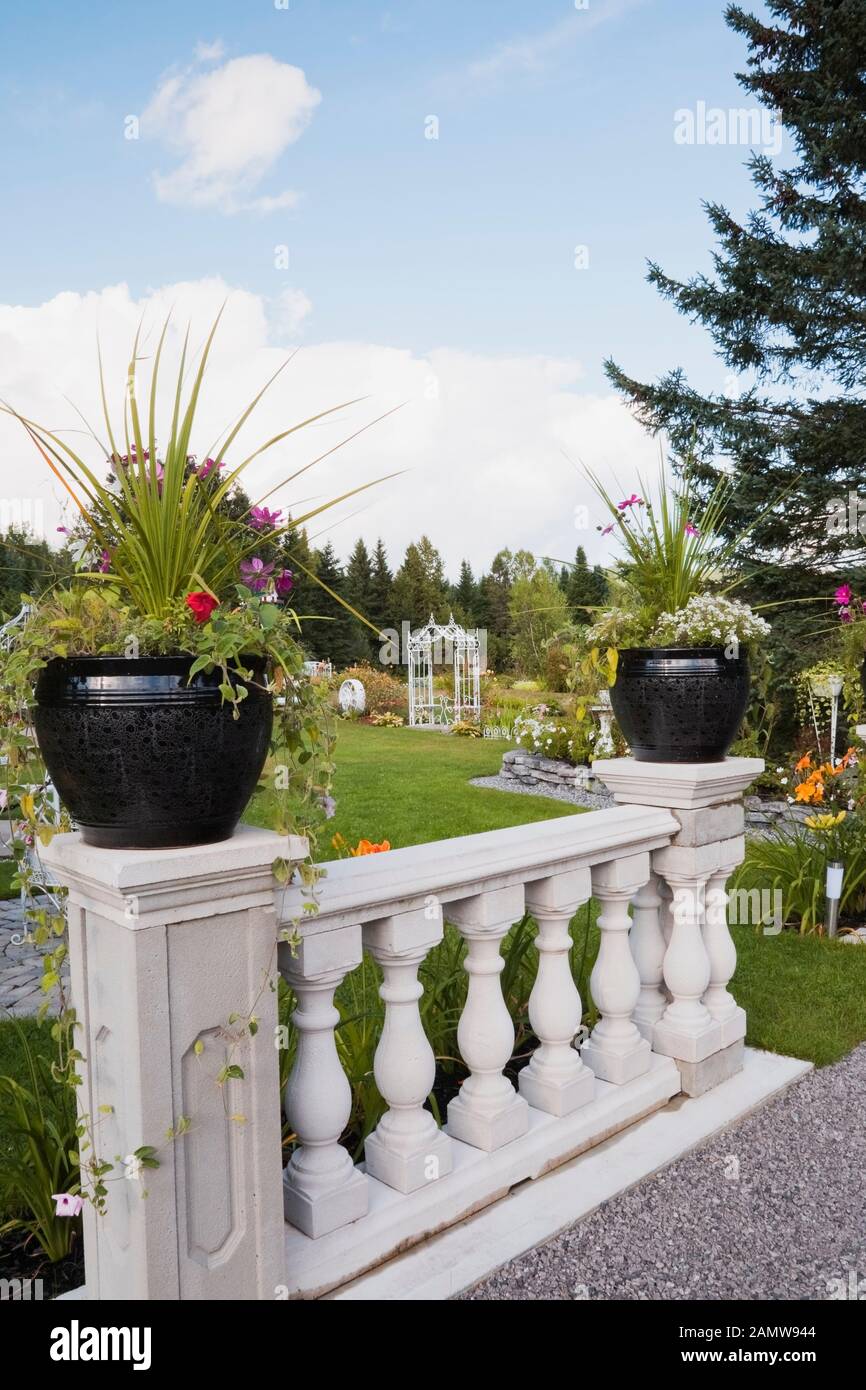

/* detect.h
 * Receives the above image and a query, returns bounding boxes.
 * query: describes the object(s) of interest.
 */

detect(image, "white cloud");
[462,0,646,86]
[270,288,313,340]
[194,39,226,64]
[142,54,321,213]
[0,279,659,575]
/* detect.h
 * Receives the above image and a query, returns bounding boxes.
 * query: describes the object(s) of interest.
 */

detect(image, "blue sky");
[0,0,780,569]
[0,0,774,385]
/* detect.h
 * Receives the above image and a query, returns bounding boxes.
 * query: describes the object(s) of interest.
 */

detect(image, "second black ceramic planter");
[32,655,273,849]
[609,646,750,763]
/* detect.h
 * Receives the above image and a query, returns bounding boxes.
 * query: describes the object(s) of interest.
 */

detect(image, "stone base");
[717,1006,747,1049]
[283,1164,369,1239]
[363,1123,453,1194]
[675,1038,745,1097]
[446,1090,529,1152]
[632,1009,666,1044]
[518,1059,595,1117]
[581,1034,651,1085]
[652,1016,724,1064]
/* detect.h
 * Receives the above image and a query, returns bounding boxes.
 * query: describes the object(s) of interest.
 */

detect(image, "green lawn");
[245,720,579,858]
[731,925,866,1067]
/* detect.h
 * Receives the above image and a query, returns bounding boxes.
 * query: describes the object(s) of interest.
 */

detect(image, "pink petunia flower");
[197,457,222,480]
[601,523,615,536]
[834,584,853,606]
[275,568,294,597]
[240,557,274,593]
[684,522,700,537]
[52,1193,84,1217]
[249,506,283,531]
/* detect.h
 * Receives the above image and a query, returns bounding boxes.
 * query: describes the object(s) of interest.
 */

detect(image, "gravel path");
[0,898,66,1017]
[461,1044,866,1301]
[470,774,615,811]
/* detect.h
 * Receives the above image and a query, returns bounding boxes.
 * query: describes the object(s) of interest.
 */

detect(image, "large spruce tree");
[0,526,71,617]
[390,536,449,627]
[367,537,393,642]
[606,0,866,576]
[308,541,360,668]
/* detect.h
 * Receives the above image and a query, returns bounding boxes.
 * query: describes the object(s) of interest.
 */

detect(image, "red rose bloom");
[185,591,218,624]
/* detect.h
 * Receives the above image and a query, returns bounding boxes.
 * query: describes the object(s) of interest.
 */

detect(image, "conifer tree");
[606,0,866,575]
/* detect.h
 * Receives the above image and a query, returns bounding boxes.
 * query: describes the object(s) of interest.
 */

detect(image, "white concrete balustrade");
[42,755,761,1301]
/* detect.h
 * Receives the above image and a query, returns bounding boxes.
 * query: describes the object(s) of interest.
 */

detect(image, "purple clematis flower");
[275,568,294,597]
[249,506,283,531]
[319,794,337,819]
[240,556,274,593]
[98,550,111,573]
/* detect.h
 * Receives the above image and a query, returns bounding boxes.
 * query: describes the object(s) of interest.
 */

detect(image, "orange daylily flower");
[350,839,391,856]
[794,753,812,772]
[794,780,824,804]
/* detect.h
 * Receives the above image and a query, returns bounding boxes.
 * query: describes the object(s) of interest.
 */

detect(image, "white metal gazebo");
[408,613,481,728]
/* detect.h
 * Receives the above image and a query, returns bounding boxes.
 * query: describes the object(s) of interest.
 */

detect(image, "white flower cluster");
[651,594,771,648]
[513,714,574,755]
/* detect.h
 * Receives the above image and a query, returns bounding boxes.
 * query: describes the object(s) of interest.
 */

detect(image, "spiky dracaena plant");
[1,310,398,622]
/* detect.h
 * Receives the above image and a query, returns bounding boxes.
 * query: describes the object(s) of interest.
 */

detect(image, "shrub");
[337,663,407,716]
[513,713,597,766]
[451,720,481,737]
[733,815,866,934]
[369,711,404,727]
[0,1021,81,1262]
[481,695,524,738]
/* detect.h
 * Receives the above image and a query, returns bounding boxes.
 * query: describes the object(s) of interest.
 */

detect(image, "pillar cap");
[591,757,764,810]
[41,825,304,927]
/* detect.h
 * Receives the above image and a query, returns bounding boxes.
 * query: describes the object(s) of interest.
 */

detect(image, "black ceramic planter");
[32,655,273,849]
[609,647,750,763]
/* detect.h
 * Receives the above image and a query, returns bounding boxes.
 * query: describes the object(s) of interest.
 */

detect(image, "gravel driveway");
[462,1043,866,1301]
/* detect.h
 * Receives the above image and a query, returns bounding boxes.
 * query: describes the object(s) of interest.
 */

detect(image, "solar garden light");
[827,672,844,766]
[825,860,844,939]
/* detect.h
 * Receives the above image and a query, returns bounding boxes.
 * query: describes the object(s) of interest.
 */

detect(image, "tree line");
[292,534,608,672]
[0,522,607,677]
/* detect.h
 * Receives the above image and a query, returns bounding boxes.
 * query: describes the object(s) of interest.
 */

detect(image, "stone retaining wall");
[743,796,811,833]
[501,748,605,793]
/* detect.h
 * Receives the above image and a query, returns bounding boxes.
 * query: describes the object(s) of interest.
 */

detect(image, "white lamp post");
[827,673,844,766]
[825,860,844,939]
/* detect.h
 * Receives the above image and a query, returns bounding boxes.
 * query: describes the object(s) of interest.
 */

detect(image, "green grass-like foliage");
[0,1018,80,1262]
[1,310,395,620]
[733,820,866,934]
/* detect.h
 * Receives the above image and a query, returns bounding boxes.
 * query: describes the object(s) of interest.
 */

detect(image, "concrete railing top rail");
[275,803,680,935]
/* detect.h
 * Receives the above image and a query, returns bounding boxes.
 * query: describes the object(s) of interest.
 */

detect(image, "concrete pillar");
[592,757,762,1096]
[42,826,296,1301]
